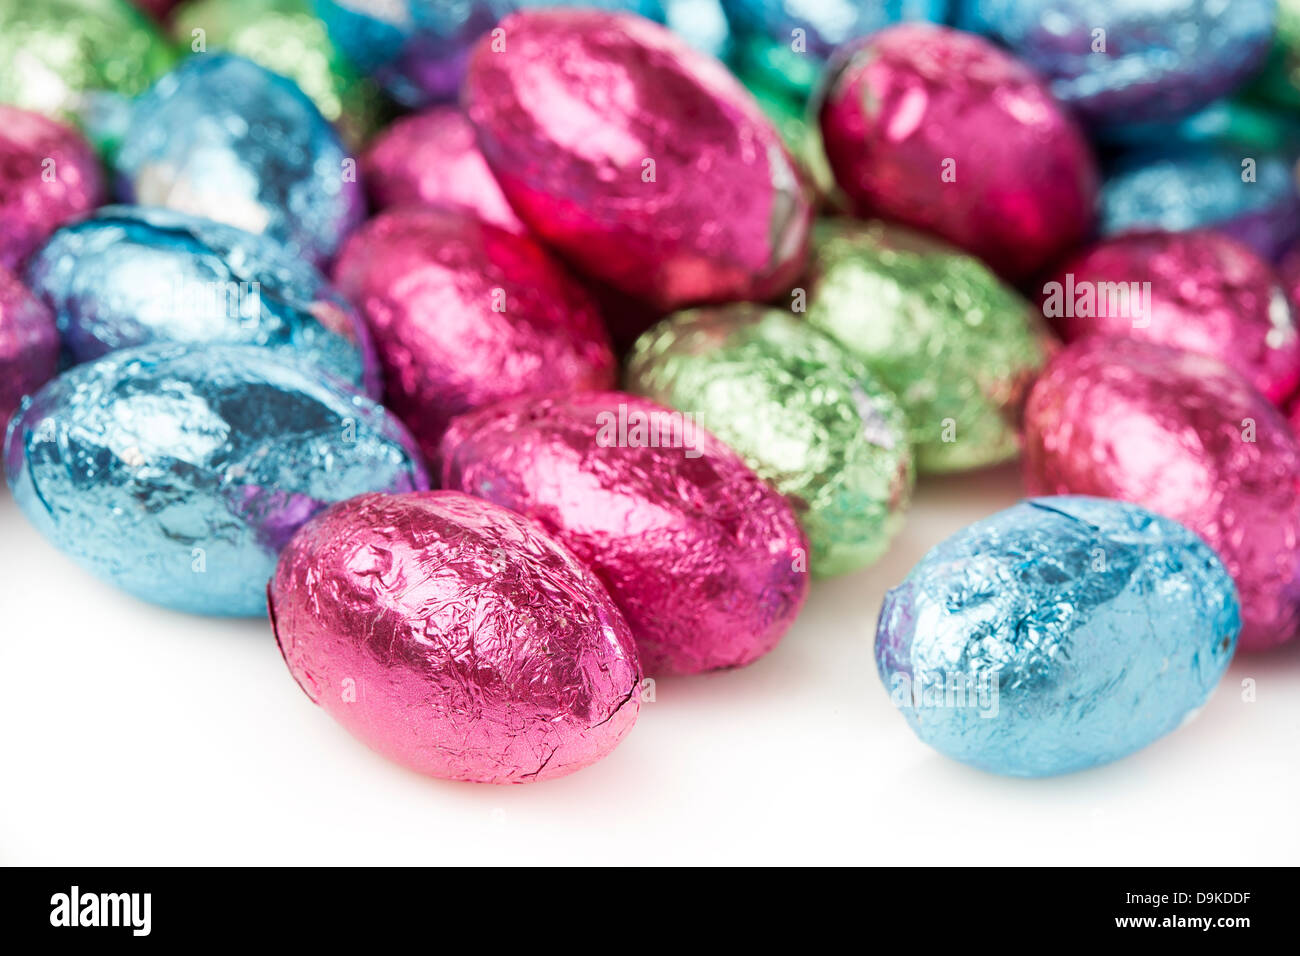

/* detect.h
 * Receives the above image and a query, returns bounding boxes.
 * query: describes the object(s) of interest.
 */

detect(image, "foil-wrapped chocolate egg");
[805,220,1050,474]
[28,206,380,396]
[463,8,813,312]
[818,23,1097,280]
[876,496,1240,777]
[0,265,58,424]
[1040,230,1300,404]
[0,107,104,271]
[332,207,616,465]
[440,391,810,674]
[269,489,641,783]
[115,54,365,266]
[360,107,525,233]
[4,344,427,616]
[626,305,913,577]
[1023,337,1300,651]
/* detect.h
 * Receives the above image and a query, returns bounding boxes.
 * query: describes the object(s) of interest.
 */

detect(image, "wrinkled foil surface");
[627,305,914,577]
[5,343,427,616]
[1041,230,1300,404]
[876,496,1240,777]
[115,54,365,266]
[1024,338,1300,651]
[28,205,380,396]
[0,265,58,424]
[463,9,813,311]
[806,220,1049,473]
[440,391,810,674]
[332,207,616,465]
[818,23,1097,280]
[270,489,641,783]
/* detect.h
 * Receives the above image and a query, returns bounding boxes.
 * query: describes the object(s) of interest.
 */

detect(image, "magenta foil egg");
[818,23,1097,280]
[462,9,813,312]
[440,391,811,675]
[331,207,617,465]
[1041,230,1300,404]
[360,106,526,235]
[0,264,58,423]
[1023,337,1300,651]
[0,106,103,271]
[270,490,641,783]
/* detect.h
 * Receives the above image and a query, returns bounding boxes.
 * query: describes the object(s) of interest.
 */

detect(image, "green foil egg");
[627,305,914,577]
[805,220,1050,475]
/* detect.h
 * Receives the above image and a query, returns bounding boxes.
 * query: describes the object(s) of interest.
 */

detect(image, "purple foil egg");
[0,264,58,424]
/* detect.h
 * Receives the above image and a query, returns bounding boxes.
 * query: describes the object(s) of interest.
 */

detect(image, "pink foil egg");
[440,391,811,675]
[462,8,813,312]
[1040,230,1300,404]
[331,206,617,465]
[818,23,1097,280]
[1023,337,1300,651]
[0,106,103,271]
[0,264,58,423]
[269,490,642,784]
[360,106,527,235]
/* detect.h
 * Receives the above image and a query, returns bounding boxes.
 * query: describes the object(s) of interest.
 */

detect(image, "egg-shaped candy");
[1024,338,1300,651]
[115,54,365,266]
[440,392,810,674]
[269,490,642,783]
[1040,230,1300,404]
[627,305,913,577]
[332,207,616,465]
[0,265,58,424]
[876,496,1240,777]
[4,344,427,616]
[28,206,380,396]
[463,8,813,312]
[818,23,1097,280]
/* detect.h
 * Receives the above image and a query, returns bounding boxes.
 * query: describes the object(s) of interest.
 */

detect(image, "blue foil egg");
[875,496,1240,777]
[27,206,380,397]
[4,344,428,616]
[115,54,365,266]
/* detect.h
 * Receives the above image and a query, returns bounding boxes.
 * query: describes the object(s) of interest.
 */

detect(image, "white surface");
[2,465,1297,866]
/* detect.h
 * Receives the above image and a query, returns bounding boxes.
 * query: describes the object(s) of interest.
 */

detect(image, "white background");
[2,464,1297,866]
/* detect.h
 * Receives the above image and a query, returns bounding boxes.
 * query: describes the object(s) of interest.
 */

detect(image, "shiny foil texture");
[806,220,1050,474]
[4,343,427,616]
[0,107,104,271]
[876,496,1240,777]
[1041,230,1300,404]
[332,207,616,465]
[462,8,813,312]
[1023,337,1300,651]
[115,54,366,266]
[270,490,641,783]
[440,391,810,674]
[360,106,526,234]
[626,305,914,577]
[818,23,1097,280]
[28,205,380,396]
[0,265,58,424]
[960,0,1275,126]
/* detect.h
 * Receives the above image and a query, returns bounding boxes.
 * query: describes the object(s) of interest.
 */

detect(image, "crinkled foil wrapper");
[332,207,616,465]
[463,8,813,312]
[806,220,1050,474]
[0,107,104,271]
[1024,337,1300,651]
[4,343,427,616]
[1042,230,1300,404]
[876,496,1240,777]
[440,391,810,674]
[0,266,58,424]
[818,23,1097,280]
[360,106,526,233]
[626,305,914,577]
[115,54,366,266]
[28,205,381,396]
[270,489,641,784]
